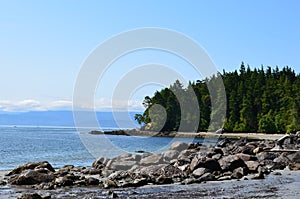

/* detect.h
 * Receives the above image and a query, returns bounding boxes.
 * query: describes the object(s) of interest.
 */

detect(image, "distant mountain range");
[0,110,141,128]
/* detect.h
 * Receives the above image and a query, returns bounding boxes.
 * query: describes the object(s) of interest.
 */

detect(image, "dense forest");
[135,63,300,134]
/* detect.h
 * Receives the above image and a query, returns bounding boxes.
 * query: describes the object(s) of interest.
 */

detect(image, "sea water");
[0,111,204,170]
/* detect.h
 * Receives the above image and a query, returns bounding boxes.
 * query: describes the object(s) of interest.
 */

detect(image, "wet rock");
[170,141,189,151]
[10,170,55,185]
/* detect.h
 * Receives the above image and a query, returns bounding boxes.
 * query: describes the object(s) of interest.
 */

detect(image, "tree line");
[135,63,300,134]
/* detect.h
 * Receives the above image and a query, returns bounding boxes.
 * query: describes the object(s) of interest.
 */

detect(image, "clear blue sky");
[0,0,299,112]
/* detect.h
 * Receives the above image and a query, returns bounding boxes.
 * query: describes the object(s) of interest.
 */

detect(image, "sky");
[0,0,299,112]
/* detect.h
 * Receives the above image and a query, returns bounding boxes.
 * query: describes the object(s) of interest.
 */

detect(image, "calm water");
[0,111,206,170]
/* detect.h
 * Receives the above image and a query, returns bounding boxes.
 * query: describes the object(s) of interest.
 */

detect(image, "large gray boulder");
[170,141,189,151]
[162,150,179,162]
[140,154,164,166]
[218,155,247,172]
[107,160,137,171]
[287,151,300,163]
[190,156,221,172]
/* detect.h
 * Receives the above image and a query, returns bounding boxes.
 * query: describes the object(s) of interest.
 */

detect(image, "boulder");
[85,177,99,186]
[17,193,43,199]
[103,178,117,188]
[114,153,141,162]
[231,167,246,179]
[153,164,183,178]
[82,167,102,175]
[198,173,215,181]
[7,161,55,176]
[192,168,209,177]
[218,155,247,172]
[287,152,300,163]
[54,176,74,187]
[132,177,148,187]
[272,155,289,170]
[107,160,137,171]
[235,153,255,162]
[245,161,260,172]
[170,141,189,151]
[289,162,300,171]
[256,152,279,162]
[132,164,167,176]
[162,150,179,162]
[10,170,54,185]
[190,156,221,172]
[140,154,164,166]
[92,157,108,169]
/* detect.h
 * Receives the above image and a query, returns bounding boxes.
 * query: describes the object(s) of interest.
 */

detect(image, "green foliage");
[135,64,300,133]
[258,111,277,133]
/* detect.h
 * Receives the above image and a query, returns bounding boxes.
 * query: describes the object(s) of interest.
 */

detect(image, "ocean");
[0,111,203,170]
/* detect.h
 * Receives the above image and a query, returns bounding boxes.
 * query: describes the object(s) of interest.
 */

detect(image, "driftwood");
[263,149,300,153]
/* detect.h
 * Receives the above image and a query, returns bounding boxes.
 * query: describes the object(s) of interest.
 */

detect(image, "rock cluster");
[3,135,300,191]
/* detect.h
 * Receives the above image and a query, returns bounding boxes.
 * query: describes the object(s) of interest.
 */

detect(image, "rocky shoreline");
[1,134,300,198]
[89,129,284,140]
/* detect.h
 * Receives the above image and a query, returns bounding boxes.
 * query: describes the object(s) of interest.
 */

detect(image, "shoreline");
[2,135,300,198]
[1,169,300,198]
[89,129,285,141]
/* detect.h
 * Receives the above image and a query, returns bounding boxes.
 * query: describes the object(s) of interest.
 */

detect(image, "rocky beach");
[1,133,300,198]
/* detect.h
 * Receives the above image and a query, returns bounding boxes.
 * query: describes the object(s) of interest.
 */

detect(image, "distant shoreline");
[89,129,285,141]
